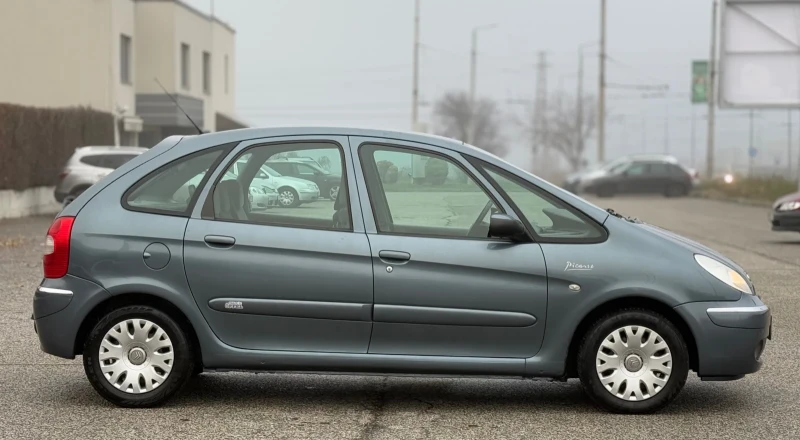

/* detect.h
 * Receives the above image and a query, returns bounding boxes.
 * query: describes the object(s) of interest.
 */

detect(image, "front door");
[183,137,374,353]
[352,138,549,358]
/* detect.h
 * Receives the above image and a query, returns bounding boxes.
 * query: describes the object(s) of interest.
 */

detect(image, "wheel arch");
[73,292,202,366]
[564,296,699,378]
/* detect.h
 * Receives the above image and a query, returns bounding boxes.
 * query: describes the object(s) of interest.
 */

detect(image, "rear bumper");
[770,210,800,232]
[674,295,771,379]
[33,275,111,359]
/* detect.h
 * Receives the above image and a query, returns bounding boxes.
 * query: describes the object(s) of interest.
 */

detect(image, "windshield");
[261,165,282,177]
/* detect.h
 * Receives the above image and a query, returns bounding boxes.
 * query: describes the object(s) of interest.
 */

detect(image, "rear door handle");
[379,250,411,263]
[204,235,236,247]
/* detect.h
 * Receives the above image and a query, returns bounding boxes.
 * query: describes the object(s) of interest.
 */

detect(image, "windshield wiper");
[606,208,641,223]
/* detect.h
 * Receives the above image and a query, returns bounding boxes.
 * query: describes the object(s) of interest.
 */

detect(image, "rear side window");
[80,154,139,169]
[124,148,225,215]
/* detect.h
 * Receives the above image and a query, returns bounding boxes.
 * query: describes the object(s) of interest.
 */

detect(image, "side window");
[480,164,605,241]
[213,143,350,231]
[625,162,649,176]
[105,154,139,169]
[360,144,499,239]
[649,163,670,176]
[125,148,224,214]
[297,164,316,177]
[79,155,105,167]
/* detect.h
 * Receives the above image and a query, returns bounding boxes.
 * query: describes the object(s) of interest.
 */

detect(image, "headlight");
[694,254,752,294]
[263,186,276,194]
[307,183,318,190]
[778,201,800,211]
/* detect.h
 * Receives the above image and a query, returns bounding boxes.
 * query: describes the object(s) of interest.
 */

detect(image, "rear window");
[124,148,224,215]
[79,153,139,169]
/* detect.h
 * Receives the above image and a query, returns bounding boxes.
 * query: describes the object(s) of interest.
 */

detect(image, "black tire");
[664,183,687,198]
[577,308,689,414]
[278,187,300,208]
[596,184,616,198]
[83,305,195,408]
[63,187,87,206]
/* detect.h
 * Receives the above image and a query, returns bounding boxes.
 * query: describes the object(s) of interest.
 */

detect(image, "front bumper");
[298,189,320,202]
[769,210,800,232]
[674,295,771,379]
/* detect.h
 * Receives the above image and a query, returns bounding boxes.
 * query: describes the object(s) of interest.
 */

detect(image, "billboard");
[719,0,800,108]
[691,60,709,103]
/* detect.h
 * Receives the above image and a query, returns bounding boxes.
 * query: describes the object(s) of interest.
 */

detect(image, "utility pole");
[664,103,670,154]
[597,0,607,163]
[577,42,595,167]
[411,0,420,131]
[706,0,719,178]
[748,109,755,177]
[533,51,551,175]
[690,106,697,168]
[468,24,497,144]
[788,109,793,178]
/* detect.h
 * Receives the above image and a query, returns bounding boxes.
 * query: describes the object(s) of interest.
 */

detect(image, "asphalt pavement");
[1,196,798,439]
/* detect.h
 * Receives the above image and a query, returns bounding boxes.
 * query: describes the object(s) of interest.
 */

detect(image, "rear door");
[183,136,374,353]
[351,137,549,359]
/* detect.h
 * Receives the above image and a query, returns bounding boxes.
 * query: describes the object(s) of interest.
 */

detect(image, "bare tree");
[522,92,597,171]
[433,91,507,157]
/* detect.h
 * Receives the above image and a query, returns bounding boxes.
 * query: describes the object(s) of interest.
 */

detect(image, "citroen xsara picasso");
[33,127,771,413]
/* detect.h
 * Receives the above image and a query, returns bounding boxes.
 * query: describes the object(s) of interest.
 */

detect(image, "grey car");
[54,146,148,206]
[34,127,771,413]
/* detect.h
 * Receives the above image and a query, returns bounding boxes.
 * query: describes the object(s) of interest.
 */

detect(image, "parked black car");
[579,159,694,198]
[266,158,342,200]
[770,191,800,233]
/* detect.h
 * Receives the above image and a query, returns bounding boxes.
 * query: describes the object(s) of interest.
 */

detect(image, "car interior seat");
[214,180,247,220]
[332,185,351,229]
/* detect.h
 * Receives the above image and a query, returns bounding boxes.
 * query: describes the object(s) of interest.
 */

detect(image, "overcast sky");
[185,0,796,173]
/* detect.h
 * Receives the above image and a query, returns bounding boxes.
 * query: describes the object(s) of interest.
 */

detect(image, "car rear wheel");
[596,185,616,198]
[329,185,340,200]
[664,184,687,198]
[278,187,300,208]
[83,305,195,408]
[63,188,87,206]
[577,309,689,414]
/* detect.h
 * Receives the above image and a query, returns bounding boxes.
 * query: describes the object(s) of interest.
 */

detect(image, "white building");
[0,0,244,147]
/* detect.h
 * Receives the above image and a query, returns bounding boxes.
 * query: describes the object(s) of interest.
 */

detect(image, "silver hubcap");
[99,319,174,394]
[329,185,339,200]
[596,325,672,401]
[279,190,295,206]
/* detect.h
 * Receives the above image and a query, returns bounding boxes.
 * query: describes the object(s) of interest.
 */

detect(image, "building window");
[120,35,132,84]
[224,54,229,94]
[181,43,190,90]
[202,51,211,94]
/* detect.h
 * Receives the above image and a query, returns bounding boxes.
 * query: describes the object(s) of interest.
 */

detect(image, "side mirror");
[488,214,527,241]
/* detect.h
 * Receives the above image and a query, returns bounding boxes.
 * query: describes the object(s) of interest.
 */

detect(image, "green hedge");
[696,176,797,203]
[0,103,114,191]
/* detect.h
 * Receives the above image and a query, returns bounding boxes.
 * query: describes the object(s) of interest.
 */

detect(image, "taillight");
[43,216,75,278]
[57,171,69,180]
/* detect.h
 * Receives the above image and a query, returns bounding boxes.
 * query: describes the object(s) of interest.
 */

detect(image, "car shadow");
[767,240,800,245]
[67,373,752,416]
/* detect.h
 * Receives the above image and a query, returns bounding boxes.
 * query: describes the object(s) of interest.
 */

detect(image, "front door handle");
[379,250,411,263]
[204,235,236,247]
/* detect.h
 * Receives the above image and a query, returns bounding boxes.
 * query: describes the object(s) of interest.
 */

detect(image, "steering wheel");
[467,200,496,238]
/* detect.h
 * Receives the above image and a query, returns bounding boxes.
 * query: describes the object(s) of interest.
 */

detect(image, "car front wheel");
[278,187,300,208]
[83,305,195,408]
[577,309,689,414]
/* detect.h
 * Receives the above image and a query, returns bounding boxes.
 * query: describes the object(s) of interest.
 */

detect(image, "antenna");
[154,77,203,134]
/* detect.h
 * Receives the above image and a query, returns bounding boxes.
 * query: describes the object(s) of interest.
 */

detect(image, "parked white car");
[245,164,320,208]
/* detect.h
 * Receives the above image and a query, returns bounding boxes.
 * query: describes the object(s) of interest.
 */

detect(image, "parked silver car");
[55,146,147,206]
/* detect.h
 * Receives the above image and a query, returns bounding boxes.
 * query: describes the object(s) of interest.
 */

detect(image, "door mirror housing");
[488,214,527,241]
